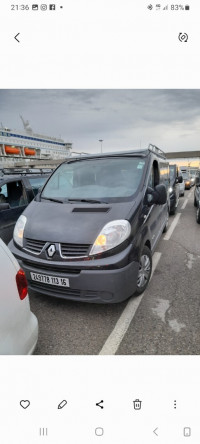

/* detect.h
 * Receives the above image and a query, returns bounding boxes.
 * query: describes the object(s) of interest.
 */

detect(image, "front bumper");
[9,240,139,303]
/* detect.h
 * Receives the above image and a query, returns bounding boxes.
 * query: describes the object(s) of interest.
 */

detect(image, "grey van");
[9,145,169,303]
[0,168,52,244]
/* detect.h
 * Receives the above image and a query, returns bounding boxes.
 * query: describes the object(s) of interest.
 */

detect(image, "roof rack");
[0,167,54,177]
[148,144,166,159]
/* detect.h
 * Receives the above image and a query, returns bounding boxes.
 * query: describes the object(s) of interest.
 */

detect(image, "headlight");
[169,187,173,193]
[89,219,131,256]
[13,215,27,247]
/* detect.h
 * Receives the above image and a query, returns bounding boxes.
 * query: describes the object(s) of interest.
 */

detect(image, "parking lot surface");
[31,189,200,355]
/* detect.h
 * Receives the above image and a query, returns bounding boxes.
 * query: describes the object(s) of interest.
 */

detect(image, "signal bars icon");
[147,4,153,10]
[163,4,168,10]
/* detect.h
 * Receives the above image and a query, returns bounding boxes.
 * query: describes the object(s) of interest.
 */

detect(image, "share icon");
[96,400,104,409]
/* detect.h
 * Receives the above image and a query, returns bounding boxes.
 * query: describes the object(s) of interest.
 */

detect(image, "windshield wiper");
[41,196,64,203]
[67,198,108,204]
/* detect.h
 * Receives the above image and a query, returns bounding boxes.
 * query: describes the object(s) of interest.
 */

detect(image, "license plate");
[30,272,69,287]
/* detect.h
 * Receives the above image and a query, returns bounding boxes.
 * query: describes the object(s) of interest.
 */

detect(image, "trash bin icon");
[133,399,142,410]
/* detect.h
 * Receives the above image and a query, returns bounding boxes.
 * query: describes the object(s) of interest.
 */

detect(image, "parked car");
[194,170,200,223]
[180,169,192,189]
[190,173,196,187]
[179,172,185,197]
[0,167,53,244]
[0,238,38,354]
[10,145,169,304]
[169,164,183,214]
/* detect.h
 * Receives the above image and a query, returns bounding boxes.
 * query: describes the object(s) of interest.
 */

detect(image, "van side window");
[6,181,28,208]
[148,161,159,188]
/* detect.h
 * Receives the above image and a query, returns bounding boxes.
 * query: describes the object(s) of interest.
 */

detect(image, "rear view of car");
[0,238,38,354]
[180,169,191,189]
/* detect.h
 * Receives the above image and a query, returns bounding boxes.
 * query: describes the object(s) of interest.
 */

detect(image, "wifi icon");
[147,4,153,9]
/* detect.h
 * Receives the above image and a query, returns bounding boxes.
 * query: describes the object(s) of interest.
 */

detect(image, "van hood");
[23,200,136,244]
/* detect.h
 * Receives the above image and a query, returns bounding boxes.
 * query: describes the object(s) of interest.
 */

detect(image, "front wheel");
[194,195,197,207]
[196,207,200,224]
[134,246,152,296]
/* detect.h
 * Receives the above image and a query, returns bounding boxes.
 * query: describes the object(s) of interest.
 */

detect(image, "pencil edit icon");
[58,400,67,409]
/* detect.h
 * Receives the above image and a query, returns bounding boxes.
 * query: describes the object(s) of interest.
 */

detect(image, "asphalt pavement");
[31,189,200,355]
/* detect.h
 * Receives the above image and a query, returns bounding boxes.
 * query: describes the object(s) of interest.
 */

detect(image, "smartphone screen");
[0,1,200,443]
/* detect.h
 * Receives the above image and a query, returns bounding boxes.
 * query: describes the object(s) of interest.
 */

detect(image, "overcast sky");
[0,89,200,154]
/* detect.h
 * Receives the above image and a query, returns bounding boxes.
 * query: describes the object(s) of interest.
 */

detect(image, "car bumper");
[9,240,139,303]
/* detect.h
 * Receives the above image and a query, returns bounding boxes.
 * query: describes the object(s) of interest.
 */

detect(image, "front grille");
[24,238,46,254]
[60,243,90,258]
[23,260,80,275]
[24,238,91,258]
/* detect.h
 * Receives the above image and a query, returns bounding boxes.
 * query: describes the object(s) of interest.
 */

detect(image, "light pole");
[99,139,103,153]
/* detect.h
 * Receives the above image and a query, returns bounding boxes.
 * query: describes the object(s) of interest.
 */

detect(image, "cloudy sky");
[0,90,200,154]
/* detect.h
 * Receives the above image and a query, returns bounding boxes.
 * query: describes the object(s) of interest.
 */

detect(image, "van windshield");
[41,157,146,203]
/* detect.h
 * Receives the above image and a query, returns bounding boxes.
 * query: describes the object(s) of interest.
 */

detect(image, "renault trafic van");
[9,145,169,303]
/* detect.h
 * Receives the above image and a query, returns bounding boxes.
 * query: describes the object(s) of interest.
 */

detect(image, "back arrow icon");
[14,33,20,42]
[153,427,158,436]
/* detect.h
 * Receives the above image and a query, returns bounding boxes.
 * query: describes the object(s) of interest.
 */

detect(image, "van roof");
[63,145,166,164]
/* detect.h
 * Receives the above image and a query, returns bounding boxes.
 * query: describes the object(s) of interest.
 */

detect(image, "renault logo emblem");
[47,244,56,257]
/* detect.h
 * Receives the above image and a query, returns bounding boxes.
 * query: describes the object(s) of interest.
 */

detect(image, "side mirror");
[154,184,167,205]
[0,203,10,211]
[147,184,167,206]
[178,175,183,183]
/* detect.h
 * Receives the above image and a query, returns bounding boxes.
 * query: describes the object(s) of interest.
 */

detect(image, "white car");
[0,238,38,354]
[179,176,185,197]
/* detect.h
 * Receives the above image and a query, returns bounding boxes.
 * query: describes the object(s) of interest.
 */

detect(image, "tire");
[196,207,200,224]
[134,246,152,296]
[163,208,169,233]
[170,206,176,216]
[194,194,197,207]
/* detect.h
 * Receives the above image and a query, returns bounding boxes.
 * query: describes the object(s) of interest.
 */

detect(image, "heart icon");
[20,400,30,409]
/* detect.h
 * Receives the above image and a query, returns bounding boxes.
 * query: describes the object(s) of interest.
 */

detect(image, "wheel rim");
[137,254,151,288]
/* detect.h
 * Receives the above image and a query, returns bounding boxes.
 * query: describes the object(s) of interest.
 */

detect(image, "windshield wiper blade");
[41,196,64,203]
[67,198,108,204]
